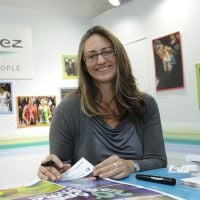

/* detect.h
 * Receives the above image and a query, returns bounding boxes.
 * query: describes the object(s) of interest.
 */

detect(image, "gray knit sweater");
[49,93,167,171]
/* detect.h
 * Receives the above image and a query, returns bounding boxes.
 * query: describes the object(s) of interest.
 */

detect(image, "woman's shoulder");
[51,94,81,122]
[58,94,80,110]
[142,92,155,103]
[141,92,158,110]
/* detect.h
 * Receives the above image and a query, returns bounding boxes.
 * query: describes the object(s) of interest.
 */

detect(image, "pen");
[135,174,176,186]
[41,160,71,167]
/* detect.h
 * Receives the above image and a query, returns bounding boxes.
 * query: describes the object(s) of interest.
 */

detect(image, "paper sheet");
[181,176,200,188]
[169,164,199,173]
[61,157,94,180]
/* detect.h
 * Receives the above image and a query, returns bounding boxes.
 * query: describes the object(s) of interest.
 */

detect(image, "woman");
[0,84,11,113]
[22,97,38,125]
[38,98,52,124]
[38,26,167,181]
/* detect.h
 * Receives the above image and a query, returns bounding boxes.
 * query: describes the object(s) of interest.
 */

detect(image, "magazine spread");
[0,157,182,200]
[0,179,63,200]
[0,177,182,200]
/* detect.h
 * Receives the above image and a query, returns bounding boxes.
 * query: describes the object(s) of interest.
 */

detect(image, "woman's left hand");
[93,155,135,179]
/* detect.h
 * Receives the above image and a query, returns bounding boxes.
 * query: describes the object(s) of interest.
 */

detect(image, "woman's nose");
[96,54,106,64]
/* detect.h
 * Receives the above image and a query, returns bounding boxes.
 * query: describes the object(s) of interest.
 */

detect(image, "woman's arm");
[49,98,77,162]
[38,98,77,181]
[6,91,11,104]
[22,106,29,124]
[135,95,167,171]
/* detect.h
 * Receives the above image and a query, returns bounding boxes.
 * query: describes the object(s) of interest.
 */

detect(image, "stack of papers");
[180,176,200,188]
[185,154,200,164]
[169,164,199,173]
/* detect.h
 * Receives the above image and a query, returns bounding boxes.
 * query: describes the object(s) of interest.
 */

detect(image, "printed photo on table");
[62,55,78,79]
[16,95,56,128]
[1,177,179,200]
[0,82,13,114]
[152,32,184,91]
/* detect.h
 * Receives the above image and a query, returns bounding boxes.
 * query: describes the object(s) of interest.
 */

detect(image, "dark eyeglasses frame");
[84,48,116,63]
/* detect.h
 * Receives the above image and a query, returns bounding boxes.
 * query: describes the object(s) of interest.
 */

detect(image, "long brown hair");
[75,25,145,121]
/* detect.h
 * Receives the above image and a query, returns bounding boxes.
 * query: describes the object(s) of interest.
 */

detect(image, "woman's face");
[40,98,46,106]
[83,34,117,85]
[29,98,34,105]
[155,44,165,58]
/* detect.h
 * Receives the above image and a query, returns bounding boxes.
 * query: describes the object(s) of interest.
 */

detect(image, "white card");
[61,157,94,180]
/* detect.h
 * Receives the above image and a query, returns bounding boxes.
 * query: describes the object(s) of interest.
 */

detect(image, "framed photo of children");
[0,82,13,114]
[60,88,76,100]
[152,32,184,91]
[196,63,200,109]
[16,96,56,128]
[62,55,78,79]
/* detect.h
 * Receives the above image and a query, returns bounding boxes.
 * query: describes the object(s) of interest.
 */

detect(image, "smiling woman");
[83,34,117,85]
[38,25,167,182]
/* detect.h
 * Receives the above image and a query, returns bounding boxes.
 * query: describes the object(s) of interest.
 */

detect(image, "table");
[120,168,200,200]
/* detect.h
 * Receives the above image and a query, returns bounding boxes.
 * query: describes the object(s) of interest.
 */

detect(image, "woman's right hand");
[37,154,71,181]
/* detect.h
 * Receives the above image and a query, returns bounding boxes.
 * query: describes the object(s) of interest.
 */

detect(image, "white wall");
[93,0,200,134]
[0,9,92,141]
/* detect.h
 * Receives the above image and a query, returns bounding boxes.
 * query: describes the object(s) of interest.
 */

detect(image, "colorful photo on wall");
[62,55,78,79]
[196,63,200,109]
[152,32,184,91]
[0,81,13,114]
[60,88,77,100]
[16,96,56,128]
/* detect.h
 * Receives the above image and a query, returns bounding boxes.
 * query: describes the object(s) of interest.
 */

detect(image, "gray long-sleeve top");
[49,93,167,171]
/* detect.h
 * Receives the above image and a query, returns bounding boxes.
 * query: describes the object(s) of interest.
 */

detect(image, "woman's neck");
[95,82,114,105]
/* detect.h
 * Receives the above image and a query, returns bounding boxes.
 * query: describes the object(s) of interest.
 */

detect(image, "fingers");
[38,154,71,181]
[42,154,64,169]
[37,166,49,181]
[93,155,132,179]
[38,165,61,181]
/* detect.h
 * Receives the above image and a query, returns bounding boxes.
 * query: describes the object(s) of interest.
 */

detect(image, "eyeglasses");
[84,48,116,62]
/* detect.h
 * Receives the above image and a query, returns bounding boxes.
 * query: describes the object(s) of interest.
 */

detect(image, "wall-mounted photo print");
[62,55,78,79]
[196,63,200,109]
[16,96,56,128]
[152,32,184,91]
[0,82,13,114]
[60,88,76,100]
